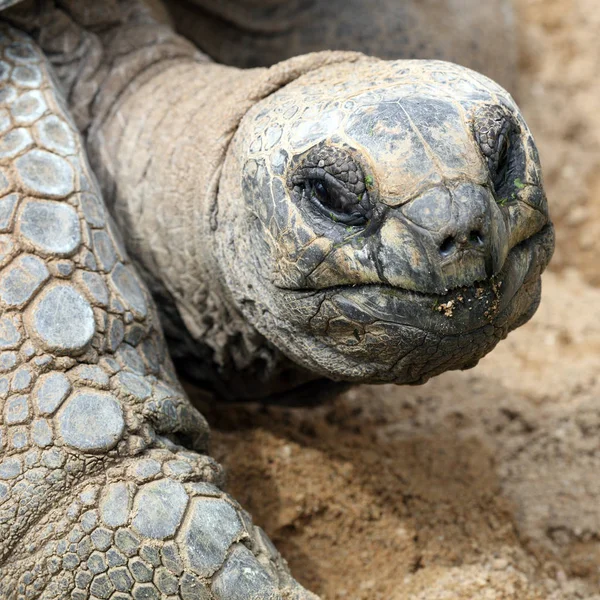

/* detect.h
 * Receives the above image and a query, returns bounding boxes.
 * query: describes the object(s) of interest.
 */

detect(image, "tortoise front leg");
[0,25,315,600]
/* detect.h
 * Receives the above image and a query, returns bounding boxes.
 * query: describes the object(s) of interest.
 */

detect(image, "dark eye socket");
[290,144,374,227]
[305,178,369,226]
[313,181,329,205]
[494,134,510,190]
[473,105,517,199]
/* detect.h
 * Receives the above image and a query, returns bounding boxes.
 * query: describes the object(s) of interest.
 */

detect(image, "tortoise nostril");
[439,230,485,257]
[469,230,484,246]
[439,236,456,257]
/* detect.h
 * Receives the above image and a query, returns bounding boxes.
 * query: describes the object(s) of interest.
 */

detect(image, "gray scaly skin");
[0,0,553,598]
[0,6,316,600]
[215,61,554,390]
[99,36,554,400]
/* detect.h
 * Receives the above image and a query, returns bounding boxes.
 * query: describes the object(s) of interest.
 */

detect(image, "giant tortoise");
[0,0,553,598]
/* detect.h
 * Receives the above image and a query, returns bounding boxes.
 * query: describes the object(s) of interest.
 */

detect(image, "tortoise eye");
[494,134,510,191]
[312,181,330,205]
[472,105,518,201]
[305,179,368,226]
[290,144,374,227]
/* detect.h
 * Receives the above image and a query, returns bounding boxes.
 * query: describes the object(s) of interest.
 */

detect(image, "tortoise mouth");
[237,225,553,387]
[300,223,554,337]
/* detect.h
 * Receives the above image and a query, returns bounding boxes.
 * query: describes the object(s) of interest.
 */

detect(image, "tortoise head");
[215,59,554,385]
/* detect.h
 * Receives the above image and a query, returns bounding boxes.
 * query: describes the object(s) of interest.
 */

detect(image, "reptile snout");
[396,182,509,291]
[434,192,493,277]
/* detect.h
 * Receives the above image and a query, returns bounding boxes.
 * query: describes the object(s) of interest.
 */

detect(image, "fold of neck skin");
[101,64,279,400]
[88,37,286,398]
[94,60,256,347]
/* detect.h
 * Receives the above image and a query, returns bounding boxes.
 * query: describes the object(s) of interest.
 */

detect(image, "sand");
[193,1,600,597]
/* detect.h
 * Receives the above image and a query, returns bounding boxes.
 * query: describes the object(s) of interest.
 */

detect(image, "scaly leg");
[0,24,315,600]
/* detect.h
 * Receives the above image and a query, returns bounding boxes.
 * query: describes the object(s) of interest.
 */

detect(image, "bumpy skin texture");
[0,0,553,599]
[216,60,554,386]
[99,54,553,401]
[0,23,315,600]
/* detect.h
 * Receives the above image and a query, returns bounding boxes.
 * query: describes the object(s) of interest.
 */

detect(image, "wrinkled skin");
[216,59,554,385]
[0,21,317,600]
[0,0,553,598]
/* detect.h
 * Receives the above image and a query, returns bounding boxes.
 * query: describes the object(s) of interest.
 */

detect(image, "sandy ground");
[193,1,600,597]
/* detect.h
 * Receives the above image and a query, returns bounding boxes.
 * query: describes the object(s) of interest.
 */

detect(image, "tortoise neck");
[89,53,308,400]
[3,0,293,398]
